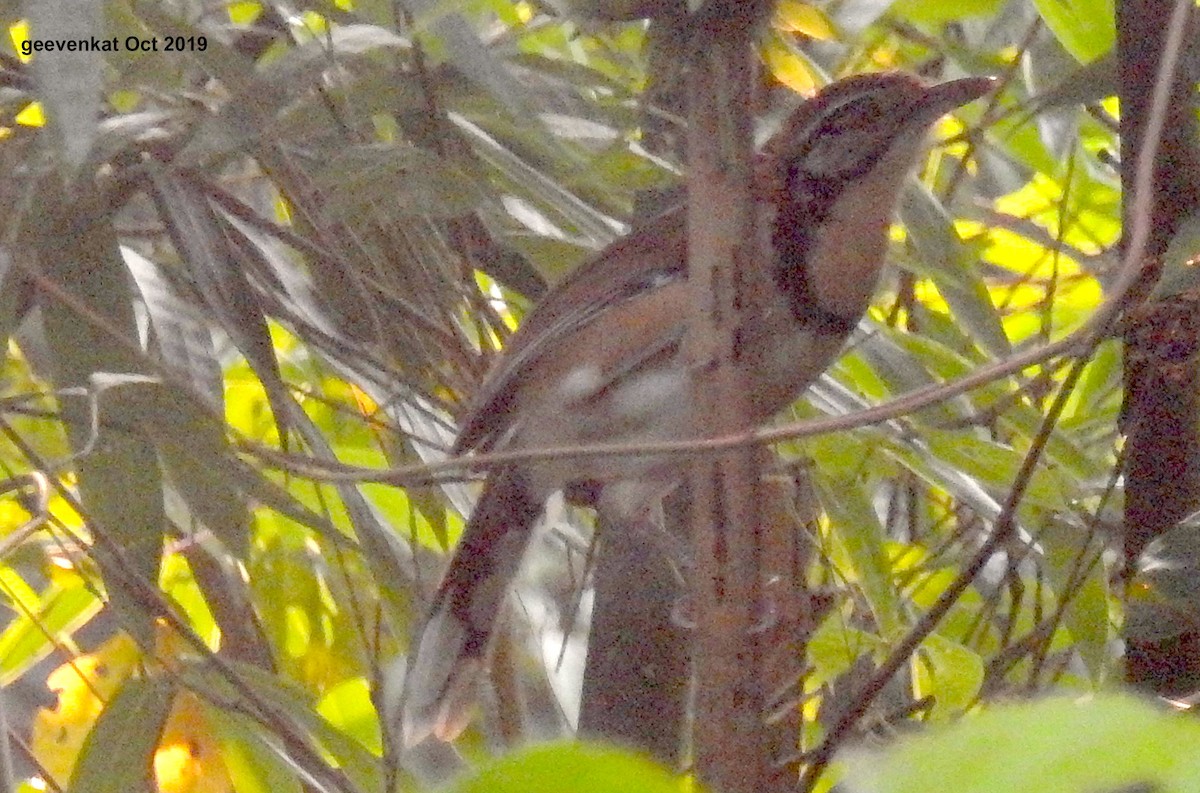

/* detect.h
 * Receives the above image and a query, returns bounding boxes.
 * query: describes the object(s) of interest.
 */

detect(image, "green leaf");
[177,660,384,792]
[899,184,1010,357]
[817,473,901,636]
[807,613,881,690]
[450,742,681,793]
[148,170,290,436]
[1031,0,1115,64]
[70,676,174,793]
[37,204,164,647]
[204,701,305,793]
[400,0,536,121]
[313,143,486,219]
[891,0,1005,24]
[913,634,984,716]
[1039,517,1110,676]
[843,694,1200,793]
[0,577,100,685]
[924,430,1070,512]
[97,375,252,555]
[316,676,382,755]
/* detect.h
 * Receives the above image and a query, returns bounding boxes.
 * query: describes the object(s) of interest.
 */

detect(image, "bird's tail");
[400,465,544,745]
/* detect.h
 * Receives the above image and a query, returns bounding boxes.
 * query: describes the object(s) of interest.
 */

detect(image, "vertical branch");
[759,474,812,788]
[1118,0,1200,695]
[684,5,772,790]
[578,503,689,764]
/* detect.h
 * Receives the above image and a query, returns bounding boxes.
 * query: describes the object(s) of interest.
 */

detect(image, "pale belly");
[507,309,852,519]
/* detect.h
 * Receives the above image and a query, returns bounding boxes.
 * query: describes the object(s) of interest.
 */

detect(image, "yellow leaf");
[155,692,233,793]
[9,20,30,63]
[227,1,263,24]
[773,0,836,40]
[760,34,818,97]
[15,102,44,128]
[274,192,292,224]
[30,634,141,785]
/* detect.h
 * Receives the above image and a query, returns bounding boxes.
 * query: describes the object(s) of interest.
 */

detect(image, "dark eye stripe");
[791,91,904,163]
[824,95,898,133]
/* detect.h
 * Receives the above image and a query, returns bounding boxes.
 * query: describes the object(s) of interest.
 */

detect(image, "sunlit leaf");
[30,634,141,785]
[155,691,234,793]
[1031,0,1115,64]
[773,1,837,39]
[913,634,984,716]
[891,0,1005,24]
[761,31,820,96]
[316,676,382,755]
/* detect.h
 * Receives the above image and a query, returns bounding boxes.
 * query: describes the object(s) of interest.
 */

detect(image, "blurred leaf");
[92,374,250,555]
[843,694,1200,793]
[0,574,101,685]
[400,0,531,120]
[450,742,681,793]
[316,676,382,755]
[0,249,33,344]
[773,0,837,37]
[155,690,234,793]
[1130,520,1200,642]
[1031,0,1115,64]
[148,170,289,436]
[36,204,163,646]
[26,0,103,169]
[818,473,901,636]
[31,633,142,786]
[925,430,1070,512]
[314,142,486,219]
[807,612,880,690]
[1064,340,1121,427]
[452,113,623,248]
[891,0,1004,24]
[123,247,223,409]
[204,701,305,793]
[283,403,419,634]
[71,676,174,793]
[1039,516,1109,675]
[761,31,820,96]
[913,633,984,716]
[900,183,1011,357]
[178,660,384,792]
[1150,210,1200,301]
[260,23,411,88]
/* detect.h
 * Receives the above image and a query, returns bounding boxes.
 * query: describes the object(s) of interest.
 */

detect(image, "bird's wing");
[453,209,690,454]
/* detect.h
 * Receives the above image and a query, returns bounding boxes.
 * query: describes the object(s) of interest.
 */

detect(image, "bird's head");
[765,72,994,183]
[762,72,993,320]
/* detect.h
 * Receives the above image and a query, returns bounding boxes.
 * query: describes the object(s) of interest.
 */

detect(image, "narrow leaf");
[26,0,103,169]
[36,204,163,647]
[70,677,173,793]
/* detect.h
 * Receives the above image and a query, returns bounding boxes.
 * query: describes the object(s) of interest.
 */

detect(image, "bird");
[401,71,993,744]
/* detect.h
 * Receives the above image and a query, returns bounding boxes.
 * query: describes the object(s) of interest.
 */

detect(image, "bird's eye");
[832,93,897,134]
[799,93,905,177]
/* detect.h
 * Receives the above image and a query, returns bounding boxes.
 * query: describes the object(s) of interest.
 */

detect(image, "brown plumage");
[401,71,992,744]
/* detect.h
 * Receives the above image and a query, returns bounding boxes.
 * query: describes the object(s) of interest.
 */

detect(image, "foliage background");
[1,0,1192,791]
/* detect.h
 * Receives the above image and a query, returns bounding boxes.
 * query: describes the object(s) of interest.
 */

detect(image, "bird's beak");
[917,75,996,121]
